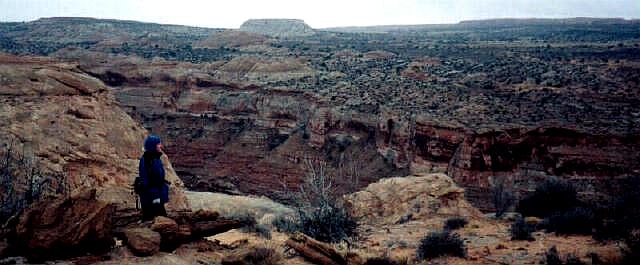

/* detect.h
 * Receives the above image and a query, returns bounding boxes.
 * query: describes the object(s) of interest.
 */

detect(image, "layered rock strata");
[68,54,640,210]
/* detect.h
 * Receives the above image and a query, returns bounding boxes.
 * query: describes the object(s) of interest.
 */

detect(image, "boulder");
[171,209,253,240]
[124,228,161,256]
[151,216,179,235]
[151,216,181,251]
[13,189,115,262]
[344,173,482,225]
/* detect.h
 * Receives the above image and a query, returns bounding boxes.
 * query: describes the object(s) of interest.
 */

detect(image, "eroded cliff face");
[70,53,640,209]
[0,53,189,216]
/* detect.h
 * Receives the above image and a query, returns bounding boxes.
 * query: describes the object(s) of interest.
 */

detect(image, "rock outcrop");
[11,189,115,261]
[0,52,189,217]
[117,209,252,257]
[345,173,482,225]
[124,228,161,256]
[239,19,315,37]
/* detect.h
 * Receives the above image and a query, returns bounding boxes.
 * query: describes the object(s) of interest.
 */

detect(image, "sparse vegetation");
[511,217,535,241]
[281,159,358,243]
[0,140,68,223]
[543,207,596,236]
[444,217,468,231]
[544,246,587,265]
[516,177,579,218]
[545,246,563,265]
[594,176,640,241]
[271,215,300,233]
[416,231,466,260]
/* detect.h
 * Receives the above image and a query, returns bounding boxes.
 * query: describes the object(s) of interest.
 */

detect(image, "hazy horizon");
[1,0,639,29]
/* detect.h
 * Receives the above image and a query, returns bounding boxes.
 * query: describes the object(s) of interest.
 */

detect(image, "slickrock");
[13,189,115,261]
[345,173,482,225]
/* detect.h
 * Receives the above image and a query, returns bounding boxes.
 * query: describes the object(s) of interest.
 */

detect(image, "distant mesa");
[239,19,315,37]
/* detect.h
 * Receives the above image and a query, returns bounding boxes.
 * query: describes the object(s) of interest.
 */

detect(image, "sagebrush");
[416,231,466,260]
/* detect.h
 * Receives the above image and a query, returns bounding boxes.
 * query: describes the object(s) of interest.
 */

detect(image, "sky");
[0,0,639,28]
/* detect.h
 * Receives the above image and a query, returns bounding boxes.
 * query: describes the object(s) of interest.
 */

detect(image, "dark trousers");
[142,203,167,221]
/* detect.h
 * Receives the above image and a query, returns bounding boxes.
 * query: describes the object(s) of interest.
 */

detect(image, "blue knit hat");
[144,135,161,152]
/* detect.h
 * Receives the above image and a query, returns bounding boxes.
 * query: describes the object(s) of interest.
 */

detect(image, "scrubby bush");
[297,199,357,243]
[288,159,358,243]
[511,217,535,241]
[544,246,587,265]
[272,215,301,233]
[516,177,579,218]
[416,231,466,260]
[444,217,468,231]
[546,246,563,265]
[0,140,68,223]
[594,176,640,241]
[543,207,595,235]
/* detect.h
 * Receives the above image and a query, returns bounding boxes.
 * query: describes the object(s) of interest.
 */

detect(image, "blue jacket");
[139,154,169,206]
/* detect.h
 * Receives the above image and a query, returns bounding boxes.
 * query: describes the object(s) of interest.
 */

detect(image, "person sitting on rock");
[138,135,169,221]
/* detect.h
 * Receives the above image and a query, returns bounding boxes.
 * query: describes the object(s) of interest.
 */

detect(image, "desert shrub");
[516,177,579,218]
[416,231,466,260]
[543,207,595,235]
[546,246,563,265]
[272,215,301,233]
[297,199,357,243]
[290,159,357,243]
[492,176,515,218]
[444,217,468,231]
[544,246,587,265]
[511,217,535,241]
[594,176,640,241]
[0,140,68,223]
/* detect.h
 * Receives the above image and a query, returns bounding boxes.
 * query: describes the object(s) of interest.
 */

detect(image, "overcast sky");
[1,0,638,28]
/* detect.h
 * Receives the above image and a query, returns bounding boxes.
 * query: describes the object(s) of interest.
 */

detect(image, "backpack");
[133,176,145,195]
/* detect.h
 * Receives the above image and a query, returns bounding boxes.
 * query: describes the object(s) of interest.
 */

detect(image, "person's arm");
[138,158,149,188]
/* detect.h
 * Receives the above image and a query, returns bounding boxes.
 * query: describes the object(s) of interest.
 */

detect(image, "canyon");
[0,16,638,264]
[1,17,637,210]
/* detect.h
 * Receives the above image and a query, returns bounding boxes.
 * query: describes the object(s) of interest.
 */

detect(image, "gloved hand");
[152,198,161,204]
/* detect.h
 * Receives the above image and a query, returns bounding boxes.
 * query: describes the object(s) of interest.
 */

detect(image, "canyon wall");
[74,56,640,210]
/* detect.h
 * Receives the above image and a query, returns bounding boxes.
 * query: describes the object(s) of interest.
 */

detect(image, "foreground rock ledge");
[11,189,115,262]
